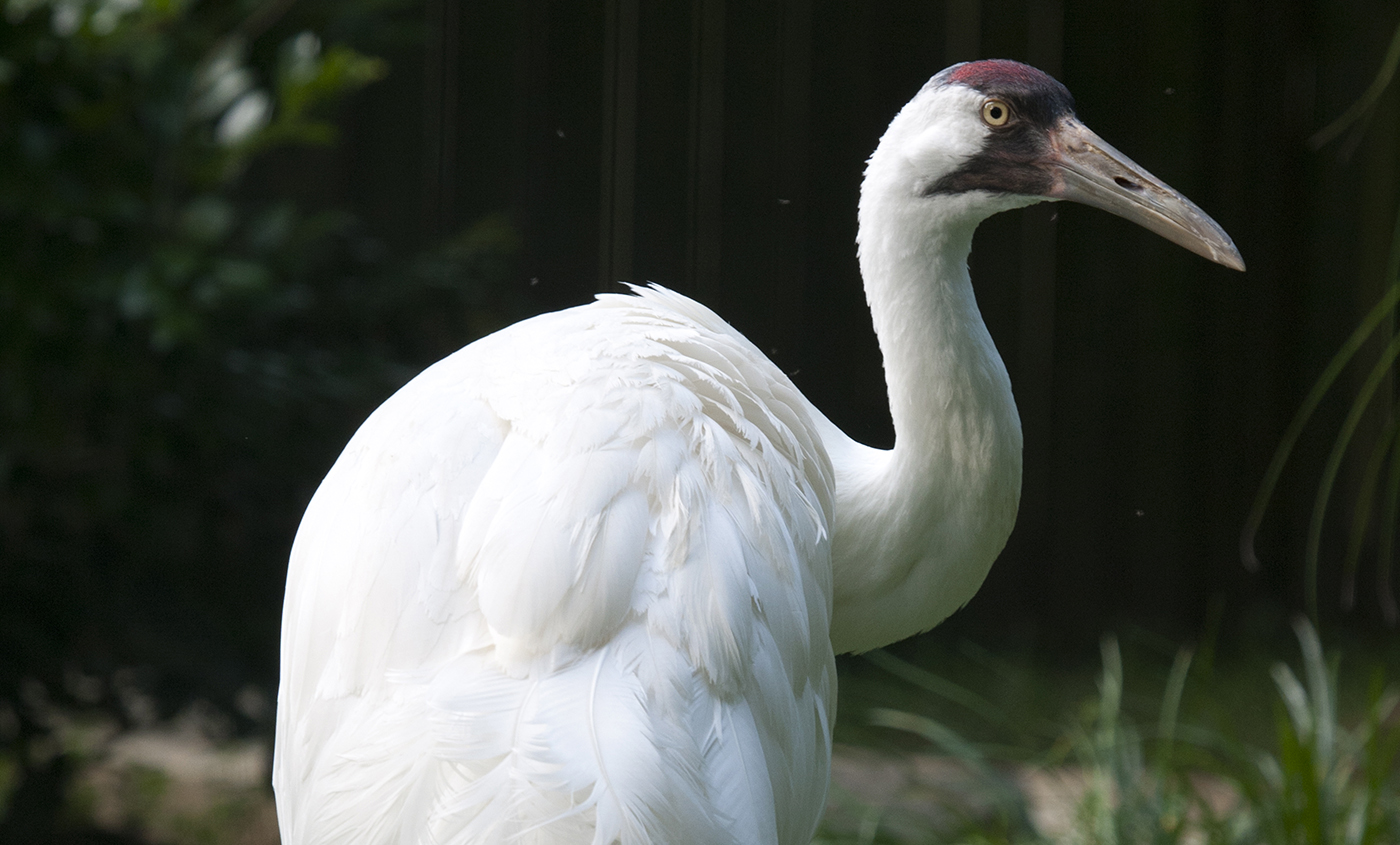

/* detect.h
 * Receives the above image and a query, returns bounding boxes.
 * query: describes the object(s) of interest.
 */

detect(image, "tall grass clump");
[1039,637,1201,845]
[1202,618,1400,845]
[821,619,1399,844]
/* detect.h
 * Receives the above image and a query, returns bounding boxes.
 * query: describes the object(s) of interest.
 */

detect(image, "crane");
[273,60,1243,845]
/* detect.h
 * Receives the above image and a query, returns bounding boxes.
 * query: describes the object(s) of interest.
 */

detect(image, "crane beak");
[1045,118,1245,271]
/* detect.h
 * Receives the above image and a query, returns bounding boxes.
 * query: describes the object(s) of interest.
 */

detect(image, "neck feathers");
[826,170,1024,653]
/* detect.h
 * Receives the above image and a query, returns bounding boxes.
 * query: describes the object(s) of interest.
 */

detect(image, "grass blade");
[1293,617,1335,772]
[1378,427,1400,623]
[1239,283,1400,571]
[1271,661,1313,743]
[1154,649,1192,776]
[1342,407,1400,609]
[1309,22,1400,148]
[1304,330,1400,620]
[862,649,1003,724]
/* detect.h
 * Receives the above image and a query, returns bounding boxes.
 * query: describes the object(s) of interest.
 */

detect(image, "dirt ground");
[56,716,1235,844]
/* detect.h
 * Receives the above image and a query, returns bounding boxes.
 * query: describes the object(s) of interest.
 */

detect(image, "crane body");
[275,60,1243,844]
[276,289,836,844]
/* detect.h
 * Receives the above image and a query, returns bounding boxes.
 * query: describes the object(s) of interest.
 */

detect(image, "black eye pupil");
[990,107,1002,119]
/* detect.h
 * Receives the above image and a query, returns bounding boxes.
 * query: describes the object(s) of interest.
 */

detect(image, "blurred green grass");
[820,620,1400,844]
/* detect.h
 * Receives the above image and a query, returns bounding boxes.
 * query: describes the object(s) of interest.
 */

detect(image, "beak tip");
[1211,236,1246,272]
[1049,120,1246,274]
[1217,248,1246,273]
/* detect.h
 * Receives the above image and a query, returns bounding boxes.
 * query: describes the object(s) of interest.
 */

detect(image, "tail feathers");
[287,628,815,844]
[424,630,740,845]
[291,695,436,845]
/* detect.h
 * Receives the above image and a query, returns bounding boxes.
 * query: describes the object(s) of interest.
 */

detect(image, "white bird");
[273,60,1243,845]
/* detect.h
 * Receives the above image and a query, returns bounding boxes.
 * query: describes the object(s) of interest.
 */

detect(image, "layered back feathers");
[274,286,836,845]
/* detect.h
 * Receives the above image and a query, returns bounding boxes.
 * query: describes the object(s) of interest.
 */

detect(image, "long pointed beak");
[1046,119,1245,271]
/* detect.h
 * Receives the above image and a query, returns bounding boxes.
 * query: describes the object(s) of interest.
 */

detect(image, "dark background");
[331,0,1398,646]
[2,0,1398,833]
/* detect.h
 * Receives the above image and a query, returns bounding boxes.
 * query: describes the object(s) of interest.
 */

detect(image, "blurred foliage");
[1200,619,1400,845]
[0,0,526,835]
[822,621,1400,844]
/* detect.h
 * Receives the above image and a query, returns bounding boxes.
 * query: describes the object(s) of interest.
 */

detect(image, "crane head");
[876,59,1245,271]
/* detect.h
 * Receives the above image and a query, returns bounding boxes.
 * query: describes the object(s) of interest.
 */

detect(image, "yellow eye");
[981,99,1010,126]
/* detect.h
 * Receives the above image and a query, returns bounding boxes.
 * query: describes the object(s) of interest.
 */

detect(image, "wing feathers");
[275,286,836,845]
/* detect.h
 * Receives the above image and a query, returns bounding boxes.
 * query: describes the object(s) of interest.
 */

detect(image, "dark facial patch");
[924,60,1078,198]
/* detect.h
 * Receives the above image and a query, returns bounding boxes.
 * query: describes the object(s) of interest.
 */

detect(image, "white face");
[861,81,1050,229]
[893,84,997,194]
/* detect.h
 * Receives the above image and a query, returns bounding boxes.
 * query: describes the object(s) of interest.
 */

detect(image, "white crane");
[273,60,1243,845]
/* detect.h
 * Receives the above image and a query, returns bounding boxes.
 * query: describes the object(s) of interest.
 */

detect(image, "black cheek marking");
[927,124,1057,197]
[927,155,1056,197]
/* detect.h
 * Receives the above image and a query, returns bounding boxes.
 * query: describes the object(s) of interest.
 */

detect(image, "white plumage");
[277,289,834,845]
[275,61,1241,844]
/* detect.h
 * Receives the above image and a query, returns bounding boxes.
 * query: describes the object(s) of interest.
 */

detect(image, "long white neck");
[815,157,1027,654]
